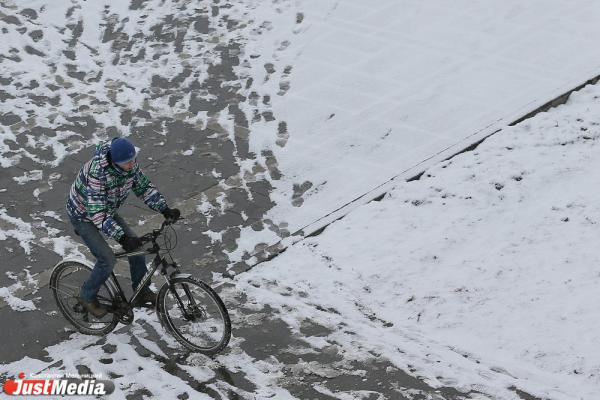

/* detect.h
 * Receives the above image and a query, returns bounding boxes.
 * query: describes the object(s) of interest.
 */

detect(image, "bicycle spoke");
[54,287,78,298]
[57,282,83,292]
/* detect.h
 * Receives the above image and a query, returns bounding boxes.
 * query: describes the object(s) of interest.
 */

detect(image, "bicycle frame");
[110,223,193,311]
[110,247,170,307]
[110,219,183,308]
[71,219,198,318]
[111,248,200,322]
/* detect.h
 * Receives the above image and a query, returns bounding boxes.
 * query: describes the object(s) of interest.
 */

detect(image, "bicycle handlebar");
[114,217,183,257]
[139,217,183,244]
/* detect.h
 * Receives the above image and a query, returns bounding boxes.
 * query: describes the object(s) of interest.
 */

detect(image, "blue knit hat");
[110,137,136,164]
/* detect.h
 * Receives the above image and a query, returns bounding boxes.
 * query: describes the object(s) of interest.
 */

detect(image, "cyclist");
[66,137,180,318]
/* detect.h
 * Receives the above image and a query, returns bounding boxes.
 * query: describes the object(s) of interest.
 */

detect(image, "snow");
[0,269,38,312]
[12,170,43,185]
[235,83,600,399]
[2,0,600,398]
[0,287,36,312]
[40,235,85,258]
[181,146,196,156]
[204,229,224,244]
[313,384,384,400]
[0,309,299,399]
[0,208,36,255]
[231,0,600,261]
[40,211,63,221]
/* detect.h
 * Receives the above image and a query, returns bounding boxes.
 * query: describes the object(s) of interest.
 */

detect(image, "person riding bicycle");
[66,137,180,318]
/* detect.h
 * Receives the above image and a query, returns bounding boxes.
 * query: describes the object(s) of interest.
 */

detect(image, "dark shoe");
[133,289,156,308]
[78,296,108,319]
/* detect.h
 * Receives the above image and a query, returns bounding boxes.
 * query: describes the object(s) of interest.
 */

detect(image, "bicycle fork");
[166,281,205,321]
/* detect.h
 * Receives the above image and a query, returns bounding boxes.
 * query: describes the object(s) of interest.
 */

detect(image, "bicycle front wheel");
[157,276,231,354]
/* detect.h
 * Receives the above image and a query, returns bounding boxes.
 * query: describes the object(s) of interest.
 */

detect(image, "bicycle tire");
[50,261,119,336]
[157,276,231,354]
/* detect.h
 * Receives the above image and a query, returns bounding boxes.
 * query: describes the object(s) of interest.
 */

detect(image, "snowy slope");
[233,0,600,259]
[235,82,600,399]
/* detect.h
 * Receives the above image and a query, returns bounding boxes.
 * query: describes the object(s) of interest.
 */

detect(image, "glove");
[118,235,143,252]
[162,207,181,222]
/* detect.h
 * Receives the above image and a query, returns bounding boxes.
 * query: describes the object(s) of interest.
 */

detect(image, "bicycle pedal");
[72,303,85,314]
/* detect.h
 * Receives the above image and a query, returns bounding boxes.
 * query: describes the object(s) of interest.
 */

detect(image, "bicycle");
[49,219,231,355]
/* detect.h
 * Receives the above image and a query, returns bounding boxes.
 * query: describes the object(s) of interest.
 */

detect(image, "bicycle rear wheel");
[157,276,231,354]
[50,261,119,335]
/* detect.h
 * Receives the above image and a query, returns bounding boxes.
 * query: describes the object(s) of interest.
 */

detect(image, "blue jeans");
[70,214,149,301]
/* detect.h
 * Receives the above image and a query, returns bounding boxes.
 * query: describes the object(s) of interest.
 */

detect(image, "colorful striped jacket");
[66,141,168,240]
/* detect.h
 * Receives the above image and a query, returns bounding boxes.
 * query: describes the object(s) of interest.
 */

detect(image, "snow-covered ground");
[2,81,600,400]
[2,0,600,398]
[236,0,600,256]
[237,83,600,399]
[4,0,600,264]
[4,82,599,399]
